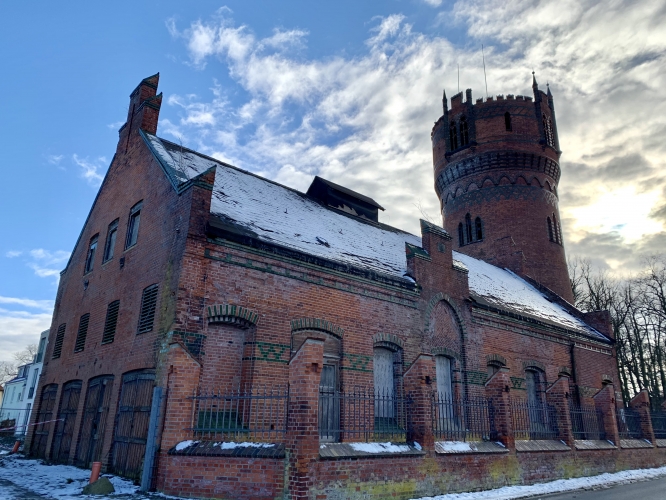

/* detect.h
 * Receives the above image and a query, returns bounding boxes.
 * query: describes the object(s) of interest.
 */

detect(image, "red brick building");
[26,74,665,499]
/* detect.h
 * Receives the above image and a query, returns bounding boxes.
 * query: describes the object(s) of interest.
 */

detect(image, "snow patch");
[175,439,198,451]
[217,442,275,449]
[349,442,411,453]
[437,441,472,452]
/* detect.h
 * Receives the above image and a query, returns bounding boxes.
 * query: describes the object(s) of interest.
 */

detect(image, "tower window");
[553,214,562,245]
[547,217,554,242]
[449,122,458,150]
[465,213,472,244]
[543,114,554,147]
[458,223,464,247]
[84,235,98,274]
[103,219,119,262]
[475,217,483,241]
[505,112,512,131]
[125,201,142,250]
[460,116,469,146]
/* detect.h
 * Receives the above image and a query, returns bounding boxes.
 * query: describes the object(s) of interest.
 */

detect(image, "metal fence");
[431,394,496,442]
[616,407,643,440]
[569,403,606,440]
[0,408,32,437]
[319,387,411,442]
[511,399,559,440]
[191,386,289,442]
[651,411,666,439]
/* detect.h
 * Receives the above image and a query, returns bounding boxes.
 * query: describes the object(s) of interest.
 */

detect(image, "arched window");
[505,112,512,131]
[475,216,483,241]
[460,116,469,146]
[465,213,472,244]
[547,217,554,242]
[458,223,464,247]
[449,122,458,150]
[553,214,561,244]
[543,114,554,147]
[374,346,403,428]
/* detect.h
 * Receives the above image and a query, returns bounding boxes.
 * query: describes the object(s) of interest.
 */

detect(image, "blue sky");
[1,0,664,360]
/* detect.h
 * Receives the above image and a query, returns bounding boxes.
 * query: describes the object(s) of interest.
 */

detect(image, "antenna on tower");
[457,64,460,93]
[482,44,489,98]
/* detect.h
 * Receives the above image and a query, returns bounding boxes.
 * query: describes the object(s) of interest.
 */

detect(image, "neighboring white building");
[0,331,49,436]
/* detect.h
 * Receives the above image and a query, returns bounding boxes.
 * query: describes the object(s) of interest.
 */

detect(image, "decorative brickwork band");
[207,304,259,329]
[486,354,507,367]
[431,347,459,360]
[423,292,467,339]
[522,359,546,372]
[290,318,343,338]
[372,333,404,350]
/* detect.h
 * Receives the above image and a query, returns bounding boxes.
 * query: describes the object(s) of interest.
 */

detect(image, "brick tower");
[432,74,573,302]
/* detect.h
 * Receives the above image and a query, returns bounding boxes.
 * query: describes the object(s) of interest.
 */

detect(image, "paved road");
[537,476,666,499]
[0,478,50,499]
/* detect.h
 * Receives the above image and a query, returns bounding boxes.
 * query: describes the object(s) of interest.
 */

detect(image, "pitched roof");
[142,133,608,342]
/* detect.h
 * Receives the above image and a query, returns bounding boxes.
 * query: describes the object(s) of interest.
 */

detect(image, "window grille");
[137,284,158,334]
[84,235,98,274]
[74,313,90,353]
[103,219,119,262]
[125,201,142,249]
[102,300,120,344]
[460,116,469,146]
[449,122,458,150]
[543,114,555,147]
[52,323,66,359]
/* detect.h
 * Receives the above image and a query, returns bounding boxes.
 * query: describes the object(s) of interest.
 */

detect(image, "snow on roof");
[453,251,607,340]
[143,133,421,278]
[143,133,606,341]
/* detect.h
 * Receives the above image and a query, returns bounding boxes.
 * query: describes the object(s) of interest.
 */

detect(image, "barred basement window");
[102,300,120,344]
[547,217,554,242]
[103,219,119,262]
[137,284,158,334]
[52,324,66,359]
[505,112,512,131]
[74,313,90,353]
[458,223,464,247]
[449,122,458,150]
[460,116,469,146]
[125,201,142,250]
[475,216,483,241]
[84,235,98,274]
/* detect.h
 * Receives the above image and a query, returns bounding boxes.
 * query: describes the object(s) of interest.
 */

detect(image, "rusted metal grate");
[432,394,496,442]
[569,403,606,441]
[511,398,559,440]
[616,407,643,440]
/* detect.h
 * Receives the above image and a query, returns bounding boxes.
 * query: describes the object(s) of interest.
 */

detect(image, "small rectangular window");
[74,313,90,353]
[137,284,158,334]
[84,235,99,274]
[52,324,66,359]
[36,337,46,363]
[125,201,143,249]
[103,219,119,262]
[102,300,120,344]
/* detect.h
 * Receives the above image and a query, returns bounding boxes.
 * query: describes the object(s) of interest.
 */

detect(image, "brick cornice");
[207,304,259,329]
[290,318,343,338]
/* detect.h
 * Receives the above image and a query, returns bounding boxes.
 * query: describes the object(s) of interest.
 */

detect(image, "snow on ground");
[410,465,666,500]
[349,442,411,453]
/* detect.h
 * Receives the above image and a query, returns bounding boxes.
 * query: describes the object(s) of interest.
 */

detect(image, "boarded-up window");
[74,314,90,353]
[51,380,82,464]
[30,384,58,458]
[52,324,66,359]
[436,356,453,400]
[102,301,120,344]
[374,348,395,419]
[137,284,158,334]
[76,375,114,468]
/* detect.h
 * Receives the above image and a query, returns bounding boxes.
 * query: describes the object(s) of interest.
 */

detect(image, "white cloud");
[46,154,64,165]
[423,0,443,5]
[0,296,54,362]
[0,296,53,312]
[72,154,107,186]
[167,2,666,272]
[107,120,125,130]
[5,251,21,258]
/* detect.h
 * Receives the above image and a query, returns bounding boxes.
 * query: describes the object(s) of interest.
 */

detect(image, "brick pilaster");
[628,389,656,444]
[546,375,574,445]
[403,354,435,448]
[593,384,620,445]
[485,367,514,449]
[287,338,324,500]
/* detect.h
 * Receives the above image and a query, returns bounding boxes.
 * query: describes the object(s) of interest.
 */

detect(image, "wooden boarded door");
[76,375,114,468]
[110,371,155,480]
[51,380,82,463]
[30,384,58,458]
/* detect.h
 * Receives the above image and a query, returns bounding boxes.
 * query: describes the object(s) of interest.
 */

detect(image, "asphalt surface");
[536,475,666,499]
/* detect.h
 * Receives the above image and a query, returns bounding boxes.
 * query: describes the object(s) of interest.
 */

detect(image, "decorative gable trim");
[290,318,343,338]
[207,304,259,329]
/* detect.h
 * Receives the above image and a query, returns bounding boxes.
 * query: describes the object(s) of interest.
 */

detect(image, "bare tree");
[0,344,38,387]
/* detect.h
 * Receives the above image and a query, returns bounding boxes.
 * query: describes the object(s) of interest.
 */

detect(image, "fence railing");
[511,399,559,440]
[651,411,666,439]
[190,386,289,442]
[319,387,411,443]
[616,407,643,440]
[569,403,606,441]
[431,394,496,442]
[0,408,32,436]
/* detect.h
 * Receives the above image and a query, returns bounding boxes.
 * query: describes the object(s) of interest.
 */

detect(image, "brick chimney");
[118,73,162,153]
